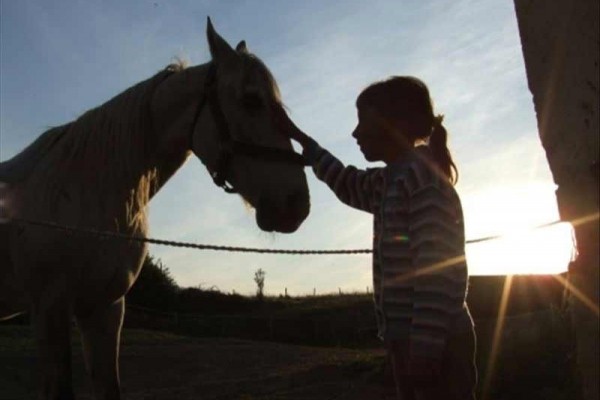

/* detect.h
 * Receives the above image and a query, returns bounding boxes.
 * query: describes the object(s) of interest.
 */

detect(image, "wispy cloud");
[2,1,563,292]
[148,0,557,291]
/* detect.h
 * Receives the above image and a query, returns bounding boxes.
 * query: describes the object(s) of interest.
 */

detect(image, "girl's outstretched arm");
[275,106,382,213]
[306,142,382,213]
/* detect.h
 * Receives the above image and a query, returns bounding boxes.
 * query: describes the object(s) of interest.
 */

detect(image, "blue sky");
[1,0,574,295]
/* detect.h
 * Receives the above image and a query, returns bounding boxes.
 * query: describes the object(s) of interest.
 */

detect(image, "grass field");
[0,275,582,399]
[0,325,386,400]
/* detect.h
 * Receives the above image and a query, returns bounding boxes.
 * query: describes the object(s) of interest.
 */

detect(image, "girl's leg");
[445,327,477,400]
[386,339,416,400]
[416,327,477,400]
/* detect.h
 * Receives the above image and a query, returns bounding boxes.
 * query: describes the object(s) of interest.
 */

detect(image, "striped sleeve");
[404,163,467,360]
[303,139,382,213]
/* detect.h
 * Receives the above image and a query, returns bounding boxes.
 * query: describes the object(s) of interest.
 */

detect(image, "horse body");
[4,66,191,312]
[1,66,198,400]
[0,19,309,400]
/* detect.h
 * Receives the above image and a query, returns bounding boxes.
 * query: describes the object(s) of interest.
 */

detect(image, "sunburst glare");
[463,182,576,275]
[482,275,514,400]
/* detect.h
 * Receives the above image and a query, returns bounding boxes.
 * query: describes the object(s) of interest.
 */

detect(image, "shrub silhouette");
[128,255,178,311]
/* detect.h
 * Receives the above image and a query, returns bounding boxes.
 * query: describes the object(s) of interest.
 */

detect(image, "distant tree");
[254,268,266,300]
[127,255,178,311]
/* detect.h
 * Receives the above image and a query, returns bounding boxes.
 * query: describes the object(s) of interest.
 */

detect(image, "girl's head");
[353,76,458,184]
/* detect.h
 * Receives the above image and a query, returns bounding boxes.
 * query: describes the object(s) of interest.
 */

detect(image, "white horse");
[0,19,310,399]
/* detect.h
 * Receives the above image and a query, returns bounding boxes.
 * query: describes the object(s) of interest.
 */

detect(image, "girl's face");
[352,106,400,162]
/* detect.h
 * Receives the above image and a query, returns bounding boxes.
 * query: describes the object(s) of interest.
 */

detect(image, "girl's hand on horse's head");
[272,105,313,147]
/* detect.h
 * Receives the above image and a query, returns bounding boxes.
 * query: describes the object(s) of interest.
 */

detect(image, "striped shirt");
[305,141,473,360]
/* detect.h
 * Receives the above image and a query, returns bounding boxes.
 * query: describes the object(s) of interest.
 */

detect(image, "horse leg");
[32,277,75,400]
[0,223,27,321]
[75,297,124,400]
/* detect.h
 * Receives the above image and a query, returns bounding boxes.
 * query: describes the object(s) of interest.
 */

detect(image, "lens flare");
[482,275,514,400]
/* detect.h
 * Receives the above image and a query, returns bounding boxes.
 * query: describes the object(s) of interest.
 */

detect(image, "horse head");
[191,18,310,233]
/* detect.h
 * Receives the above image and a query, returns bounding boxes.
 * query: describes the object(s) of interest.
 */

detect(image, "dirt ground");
[0,330,387,400]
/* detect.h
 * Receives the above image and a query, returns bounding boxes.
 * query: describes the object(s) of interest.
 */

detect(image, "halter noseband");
[189,63,308,194]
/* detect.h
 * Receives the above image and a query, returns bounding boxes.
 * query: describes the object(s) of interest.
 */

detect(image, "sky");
[0,0,575,295]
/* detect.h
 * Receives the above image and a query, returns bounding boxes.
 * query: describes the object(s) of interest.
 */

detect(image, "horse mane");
[58,61,185,177]
[2,60,187,186]
[0,125,69,184]
[4,60,187,229]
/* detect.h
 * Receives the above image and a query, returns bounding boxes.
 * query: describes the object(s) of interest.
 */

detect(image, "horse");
[0,18,310,400]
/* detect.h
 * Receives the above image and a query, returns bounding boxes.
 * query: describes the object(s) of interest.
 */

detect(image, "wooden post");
[514,2,599,399]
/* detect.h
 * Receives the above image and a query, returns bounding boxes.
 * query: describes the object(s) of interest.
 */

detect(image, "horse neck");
[146,63,212,198]
[20,64,211,232]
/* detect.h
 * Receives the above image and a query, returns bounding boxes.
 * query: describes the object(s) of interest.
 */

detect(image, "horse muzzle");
[256,191,310,233]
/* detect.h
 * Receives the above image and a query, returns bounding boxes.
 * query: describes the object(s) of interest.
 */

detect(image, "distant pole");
[285,287,288,297]
[366,286,370,294]
[339,287,342,296]
[313,288,316,296]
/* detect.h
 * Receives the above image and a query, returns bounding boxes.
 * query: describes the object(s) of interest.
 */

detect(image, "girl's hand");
[272,105,314,147]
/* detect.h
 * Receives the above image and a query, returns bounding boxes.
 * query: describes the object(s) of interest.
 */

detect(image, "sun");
[462,181,576,275]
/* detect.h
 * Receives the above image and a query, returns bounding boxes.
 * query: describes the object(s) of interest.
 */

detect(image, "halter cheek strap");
[187,63,235,192]
[189,62,308,194]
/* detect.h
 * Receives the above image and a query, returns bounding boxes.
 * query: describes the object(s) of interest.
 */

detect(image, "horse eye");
[242,92,263,110]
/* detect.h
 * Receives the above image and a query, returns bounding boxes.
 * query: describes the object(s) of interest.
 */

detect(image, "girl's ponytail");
[429,114,458,185]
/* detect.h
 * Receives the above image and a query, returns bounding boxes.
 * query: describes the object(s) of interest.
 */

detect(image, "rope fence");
[9,217,566,255]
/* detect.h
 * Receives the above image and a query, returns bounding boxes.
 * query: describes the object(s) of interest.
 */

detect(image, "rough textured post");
[514,1,599,399]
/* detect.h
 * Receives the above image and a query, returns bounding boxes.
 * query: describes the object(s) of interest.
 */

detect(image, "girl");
[276,76,477,399]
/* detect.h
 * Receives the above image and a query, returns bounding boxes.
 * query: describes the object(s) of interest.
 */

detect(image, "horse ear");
[236,40,249,53]
[206,17,236,63]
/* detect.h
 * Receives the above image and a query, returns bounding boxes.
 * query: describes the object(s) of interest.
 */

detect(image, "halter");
[189,63,308,194]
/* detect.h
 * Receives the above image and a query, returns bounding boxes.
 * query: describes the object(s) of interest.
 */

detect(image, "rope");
[11,218,370,255]
[464,219,563,244]
[10,217,565,255]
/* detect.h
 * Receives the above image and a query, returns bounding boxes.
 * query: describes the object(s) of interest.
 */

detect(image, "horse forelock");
[242,53,283,107]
